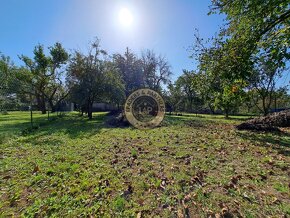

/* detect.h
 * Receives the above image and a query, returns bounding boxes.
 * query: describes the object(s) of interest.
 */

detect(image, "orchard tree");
[249,48,288,115]
[68,39,125,119]
[208,0,290,81]
[113,48,143,96]
[113,48,172,95]
[0,54,28,111]
[190,31,246,117]
[164,82,184,114]
[102,61,126,110]
[243,89,259,113]
[175,70,203,113]
[0,54,16,111]
[141,50,172,91]
[195,71,221,114]
[19,43,69,113]
[214,80,245,118]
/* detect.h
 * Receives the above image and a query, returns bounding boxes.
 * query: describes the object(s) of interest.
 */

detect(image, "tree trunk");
[36,95,46,114]
[224,108,229,119]
[236,109,290,131]
[48,99,56,113]
[208,103,215,114]
[262,96,269,116]
[87,102,93,120]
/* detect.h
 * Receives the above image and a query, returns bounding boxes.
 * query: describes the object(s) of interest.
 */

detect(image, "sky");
[0,0,226,82]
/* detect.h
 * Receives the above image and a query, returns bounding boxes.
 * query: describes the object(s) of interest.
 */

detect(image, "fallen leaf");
[177,208,184,218]
[33,165,40,174]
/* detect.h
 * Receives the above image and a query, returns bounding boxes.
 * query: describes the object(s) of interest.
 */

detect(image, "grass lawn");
[0,112,289,217]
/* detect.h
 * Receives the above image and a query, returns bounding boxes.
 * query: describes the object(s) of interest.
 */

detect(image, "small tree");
[214,81,244,118]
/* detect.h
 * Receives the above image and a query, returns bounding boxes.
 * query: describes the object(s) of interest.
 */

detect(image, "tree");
[0,54,15,111]
[208,0,290,81]
[243,89,259,113]
[214,80,245,118]
[67,39,125,119]
[113,48,172,95]
[195,71,221,114]
[190,31,246,117]
[141,50,172,91]
[102,61,126,110]
[19,43,69,113]
[164,82,184,114]
[113,48,143,96]
[248,47,288,115]
[175,70,203,113]
[0,54,27,112]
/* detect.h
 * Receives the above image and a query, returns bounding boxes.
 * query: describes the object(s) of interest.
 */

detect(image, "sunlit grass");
[0,112,289,217]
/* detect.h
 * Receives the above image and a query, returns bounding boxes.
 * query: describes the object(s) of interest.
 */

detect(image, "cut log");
[236,109,290,131]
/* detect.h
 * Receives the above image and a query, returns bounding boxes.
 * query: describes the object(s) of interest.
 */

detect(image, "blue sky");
[0,0,225,82]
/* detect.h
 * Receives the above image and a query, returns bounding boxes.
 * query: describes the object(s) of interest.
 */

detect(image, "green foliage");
[214,80,246,117]
[164,82,184,113]
[113,48,172,95]
[174,70,204,113]
[209,0,290,80]
[188,0,290,116]
[113,48,144,95]
[112,196,126,212]
[18,43,69,113]
[213,0,288,79]
[67,39,125,119]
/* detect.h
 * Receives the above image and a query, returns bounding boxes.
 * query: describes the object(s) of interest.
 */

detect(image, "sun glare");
[119,8,133,27]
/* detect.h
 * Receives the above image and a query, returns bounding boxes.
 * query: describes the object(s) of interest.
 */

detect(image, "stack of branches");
[236,110,290,131]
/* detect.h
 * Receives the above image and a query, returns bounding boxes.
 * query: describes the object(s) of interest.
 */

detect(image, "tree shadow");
[43,114,106,138]
[237,130,290,156]
[2,113,113,143]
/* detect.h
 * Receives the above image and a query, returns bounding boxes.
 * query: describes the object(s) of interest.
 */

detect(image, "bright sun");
[119,8,133,26]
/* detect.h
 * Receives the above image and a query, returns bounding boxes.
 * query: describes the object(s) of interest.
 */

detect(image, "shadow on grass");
[33,113,107,138]
[0,113,112,144]
[237,130,290,156]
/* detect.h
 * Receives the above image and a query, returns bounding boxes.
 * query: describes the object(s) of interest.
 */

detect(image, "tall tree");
[113,48,143,96]
[249,46,288,115]
[141,50,172,91]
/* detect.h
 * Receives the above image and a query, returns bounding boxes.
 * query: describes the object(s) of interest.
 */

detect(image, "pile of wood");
[236,110,290,131]
[106,112,130,127]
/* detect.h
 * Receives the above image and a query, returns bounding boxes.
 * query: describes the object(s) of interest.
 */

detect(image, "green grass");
[0,111,289,217]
